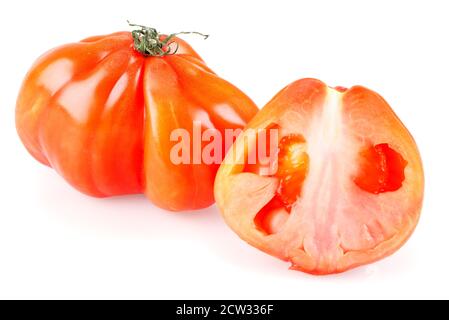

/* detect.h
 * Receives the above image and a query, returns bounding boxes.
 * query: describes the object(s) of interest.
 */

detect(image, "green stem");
[127,21,208,57]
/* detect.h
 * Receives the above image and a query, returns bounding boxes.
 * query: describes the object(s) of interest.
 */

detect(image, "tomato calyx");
[127,21,208,57]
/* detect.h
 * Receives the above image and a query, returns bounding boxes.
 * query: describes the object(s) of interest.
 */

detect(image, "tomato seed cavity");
[254,134,309,235]
[354,143,407,194]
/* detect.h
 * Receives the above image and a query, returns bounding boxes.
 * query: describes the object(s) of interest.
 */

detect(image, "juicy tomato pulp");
[354,143,407,194]
[215,78,424,274]
[251,135,309,234]
[15,32,258,211]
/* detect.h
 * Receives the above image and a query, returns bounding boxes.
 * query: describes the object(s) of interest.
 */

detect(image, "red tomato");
[214,78,424,274]
[16,26,258,211]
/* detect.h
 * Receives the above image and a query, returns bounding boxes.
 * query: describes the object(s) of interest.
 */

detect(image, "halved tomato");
[214,78,424,274]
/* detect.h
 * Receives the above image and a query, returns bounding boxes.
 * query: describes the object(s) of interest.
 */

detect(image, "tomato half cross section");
[16,25,258,211]
[214,78,424,274]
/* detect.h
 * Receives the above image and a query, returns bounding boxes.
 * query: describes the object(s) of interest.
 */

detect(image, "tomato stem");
[127,21,208,57]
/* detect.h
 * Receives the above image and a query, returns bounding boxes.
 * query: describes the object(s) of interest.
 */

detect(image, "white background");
[0,0,448,299]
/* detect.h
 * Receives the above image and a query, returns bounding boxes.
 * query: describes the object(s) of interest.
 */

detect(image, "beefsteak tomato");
[16,24,258,211]
[214,78,424,274]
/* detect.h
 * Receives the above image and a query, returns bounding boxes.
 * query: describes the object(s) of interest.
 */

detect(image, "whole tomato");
[16,23,258,211]
[214,78,424,274]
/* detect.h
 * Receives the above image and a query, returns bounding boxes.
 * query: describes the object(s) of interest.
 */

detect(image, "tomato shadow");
[35,169,417,283]
[35,169,222,237]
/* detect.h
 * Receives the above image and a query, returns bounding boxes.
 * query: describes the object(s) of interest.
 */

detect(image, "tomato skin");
[215,78,424,274]
[16,32,258,211]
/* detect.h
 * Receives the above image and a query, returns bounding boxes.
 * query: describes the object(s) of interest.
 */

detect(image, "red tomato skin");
[214,78,424,274]
[16,32,258,211]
